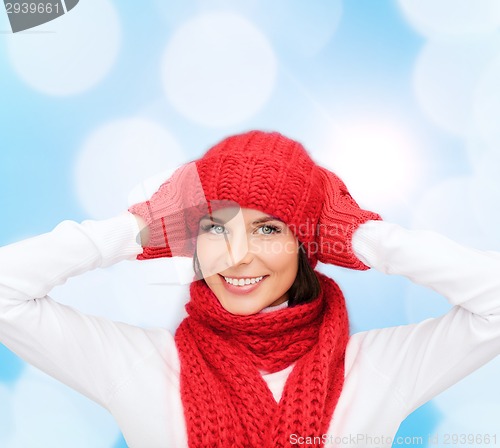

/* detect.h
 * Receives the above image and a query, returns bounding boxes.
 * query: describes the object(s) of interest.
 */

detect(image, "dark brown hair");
[192,243,321,307]
[286,244,321,306]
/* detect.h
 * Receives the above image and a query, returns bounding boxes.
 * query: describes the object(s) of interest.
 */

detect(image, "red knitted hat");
[129,130,381,269]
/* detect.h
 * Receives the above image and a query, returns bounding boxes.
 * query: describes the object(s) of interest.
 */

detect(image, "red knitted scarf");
[174,271,349,448]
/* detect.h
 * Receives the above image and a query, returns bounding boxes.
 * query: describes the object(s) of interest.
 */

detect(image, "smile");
[222,276,264,286]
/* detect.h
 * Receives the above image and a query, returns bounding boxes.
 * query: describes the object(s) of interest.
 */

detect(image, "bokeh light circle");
[255,0,343,57]
[413,37,500,136]
[398,0,500,38]
[6,0,121,96]
[318,120,421,208]
[74,119,184,219]
[161,12,277,127]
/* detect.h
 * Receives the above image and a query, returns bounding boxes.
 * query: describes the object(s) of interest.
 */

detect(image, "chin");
[219,300,263,316]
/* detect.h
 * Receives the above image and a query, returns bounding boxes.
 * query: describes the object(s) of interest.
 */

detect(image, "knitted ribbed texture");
[314,166,381,269]
[174,271,349,448]
[129,130,381,269]
[127,162,211,259]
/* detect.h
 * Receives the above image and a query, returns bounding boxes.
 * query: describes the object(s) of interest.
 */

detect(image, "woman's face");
[196,207,299,315]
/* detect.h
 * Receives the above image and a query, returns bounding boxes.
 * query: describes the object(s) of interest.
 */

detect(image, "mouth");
[218,274,268,294]
[221,275,266,286]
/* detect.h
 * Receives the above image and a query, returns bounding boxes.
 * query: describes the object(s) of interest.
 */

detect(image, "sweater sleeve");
[351,220,500,414]
[0,213,166,408]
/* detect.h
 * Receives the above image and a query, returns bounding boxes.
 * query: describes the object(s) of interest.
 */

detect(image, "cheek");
[196,238,231,275]
[261,239,299,274]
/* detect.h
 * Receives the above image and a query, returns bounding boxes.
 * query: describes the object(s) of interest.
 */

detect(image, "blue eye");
[211,225,226,234]
[199,222,281,235]
[200,223,226,235]
[258,225,280,235]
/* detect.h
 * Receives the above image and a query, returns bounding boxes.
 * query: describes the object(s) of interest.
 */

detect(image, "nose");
[224,230,252,267]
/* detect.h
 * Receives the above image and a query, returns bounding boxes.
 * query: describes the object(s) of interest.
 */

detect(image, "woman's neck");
[259,300,289,314]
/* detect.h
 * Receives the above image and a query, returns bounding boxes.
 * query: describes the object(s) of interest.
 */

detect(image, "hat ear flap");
[314,167,381,270]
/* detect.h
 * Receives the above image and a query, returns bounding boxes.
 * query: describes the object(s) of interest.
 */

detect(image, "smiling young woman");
[2,130,500,448]
[196,208,300,315]
[193,207,322,313]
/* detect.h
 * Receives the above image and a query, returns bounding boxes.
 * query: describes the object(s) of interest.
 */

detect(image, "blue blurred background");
[1,0,500,446]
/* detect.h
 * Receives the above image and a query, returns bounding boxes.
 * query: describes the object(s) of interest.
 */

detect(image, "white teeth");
[223,276,264,286]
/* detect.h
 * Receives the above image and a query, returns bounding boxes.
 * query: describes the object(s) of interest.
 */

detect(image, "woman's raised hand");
[128,162,208,260]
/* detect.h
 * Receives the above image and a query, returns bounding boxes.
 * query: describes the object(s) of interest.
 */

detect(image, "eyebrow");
[200,215,283,225]
[251,216,283,225]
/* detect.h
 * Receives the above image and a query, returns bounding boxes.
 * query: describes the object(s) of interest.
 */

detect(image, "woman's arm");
[351,220,500,414]
[0,213,163,408]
